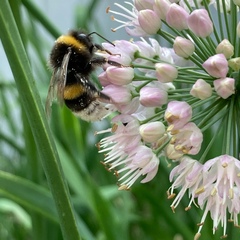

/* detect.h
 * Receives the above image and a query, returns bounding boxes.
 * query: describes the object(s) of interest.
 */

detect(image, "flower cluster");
[95,0,240,238]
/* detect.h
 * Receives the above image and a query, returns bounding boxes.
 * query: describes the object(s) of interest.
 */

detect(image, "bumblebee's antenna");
[88,32,115,46]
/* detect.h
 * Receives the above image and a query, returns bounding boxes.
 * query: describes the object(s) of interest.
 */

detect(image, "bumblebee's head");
[49,30,94,71]
[68,30,94,53]
[49,30,115,72]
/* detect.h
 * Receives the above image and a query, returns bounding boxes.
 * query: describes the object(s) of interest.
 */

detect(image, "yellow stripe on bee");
[56,35,87,51]
[64,84,85,100]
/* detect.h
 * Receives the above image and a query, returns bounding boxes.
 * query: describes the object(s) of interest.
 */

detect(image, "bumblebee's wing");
[45,48,72,118]
[45,69,59,118]
[57,48,72,105]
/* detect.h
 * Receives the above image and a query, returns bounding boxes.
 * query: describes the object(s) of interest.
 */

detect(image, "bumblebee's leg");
[90,56,122,67]
[94,43,106,51]
[94,43,122,58]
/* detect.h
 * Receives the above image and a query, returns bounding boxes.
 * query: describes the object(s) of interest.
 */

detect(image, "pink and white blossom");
[202,53,228,78]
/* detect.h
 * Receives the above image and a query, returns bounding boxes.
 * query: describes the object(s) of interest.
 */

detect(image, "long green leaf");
[0,171,58,222]
[0,1,81,240]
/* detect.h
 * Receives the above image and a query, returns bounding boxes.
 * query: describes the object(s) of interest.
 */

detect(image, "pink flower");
[228,57,240,71]
[97,115,141,157]
[119,145,159,187]
[97,116,160,189]
[165,101,192,131]
[102,40,139,65]
[168,157,203,211]
[188,9,213,37]
[154,0,171,20]
[170,122,203,155]
[202,54,228,78]
[105,66,134,85]
[165,143,184,160]
[166,3,189,30]
[155,63,178,83]
[213,77,235,99]
[101,85,132,105]
[98,71,111,87]
[139,121,165,143]
[138,9,161,35]
[134,0,155,11]
[139,86,168,107]
[196,155,240,237]
[108,2,155,36]
[190,79,212,100]
[173,36,195,58]
[216,39,234,59]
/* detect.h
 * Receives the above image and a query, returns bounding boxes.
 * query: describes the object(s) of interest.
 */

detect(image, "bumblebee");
[45,29,121,121]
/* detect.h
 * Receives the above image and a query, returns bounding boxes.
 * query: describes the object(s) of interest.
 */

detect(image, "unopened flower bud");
[233,0,240,6]
[202,54,228,78]
[155,63,178,83]
[166,3,189,30]
[187,9,213,37]
[173,36,195,58]
[139,121,165,143]
[228,57,240,71]
[154,0,171,20]
[138,9,161,35]
[106,66,134,85]
[102,85,132,104]
[140,86,168,107]
[216,39,234,59]
[165,101,192,130]
[190,79,212,100]
[213,78,235,99]
[98,71,111,87]
[135,0,153,10]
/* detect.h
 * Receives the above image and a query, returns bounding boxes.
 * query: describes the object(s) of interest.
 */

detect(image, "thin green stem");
[198,99,227,129]
[158,29,175,44]
[168,93,193,99]
[0,2,81,240]
[232,98,238,158]
[140,109,166,124]
[168,88,192,93]
[215,0,224,40]
[199,122,223,163]
[225,98,234,154]
[200,108,228,132]
[222,0,231,42]
[135,80,153,92]
[230,1,237,57]
[184,30,212,60]
[202,0,221,43]
[154,138,171,156]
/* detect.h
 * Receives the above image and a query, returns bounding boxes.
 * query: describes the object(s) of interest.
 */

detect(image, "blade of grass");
[0,1,81,240]
[0,170,58,222]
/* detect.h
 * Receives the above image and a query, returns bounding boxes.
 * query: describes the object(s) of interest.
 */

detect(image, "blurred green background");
[0,0,238,239]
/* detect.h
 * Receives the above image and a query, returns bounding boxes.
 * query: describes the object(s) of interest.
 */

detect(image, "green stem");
[21,0,60,38]
[198,99,227,129]
[222,0,231,42]
[199,122,223,163]
[225,98,234,154]
[0,2,81,240]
